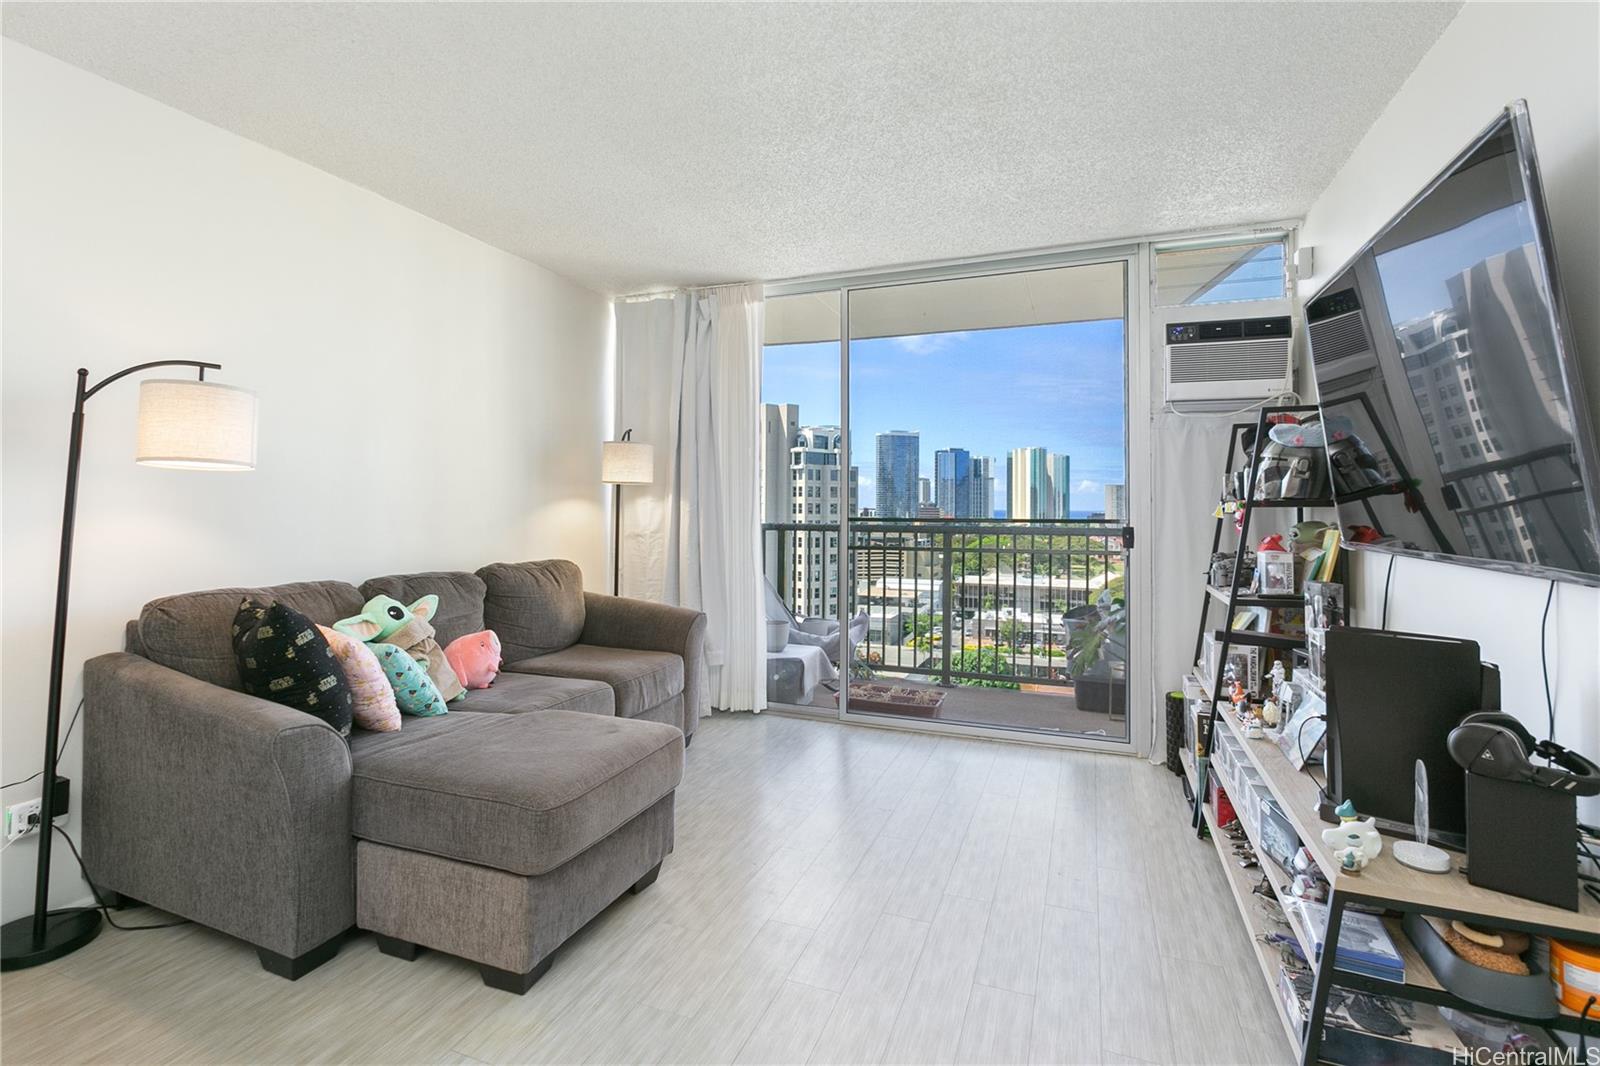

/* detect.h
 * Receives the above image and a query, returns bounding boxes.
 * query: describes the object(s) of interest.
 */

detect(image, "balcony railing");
[762,518,1127,697]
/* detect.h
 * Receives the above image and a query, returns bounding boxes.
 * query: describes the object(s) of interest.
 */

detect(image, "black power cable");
[52,825,190,931]
[1540,579,1556,744]
[1380,554,1397,630]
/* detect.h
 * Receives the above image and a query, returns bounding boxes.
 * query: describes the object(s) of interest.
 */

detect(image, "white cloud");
[1074,479,1101,492]
[888,331,969,355]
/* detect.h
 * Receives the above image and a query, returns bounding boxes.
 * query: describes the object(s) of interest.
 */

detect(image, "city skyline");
[764,405,1123,523]
[761,318,1126,513]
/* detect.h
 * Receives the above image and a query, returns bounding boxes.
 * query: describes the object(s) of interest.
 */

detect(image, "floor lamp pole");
[612,483,623,596]
[2,360,225,972]
[2,369,104,969]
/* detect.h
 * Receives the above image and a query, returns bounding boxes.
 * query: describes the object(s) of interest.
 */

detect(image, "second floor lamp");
[601,429,653,596]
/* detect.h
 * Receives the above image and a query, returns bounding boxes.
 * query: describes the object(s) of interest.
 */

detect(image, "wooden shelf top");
[1214,709,1600,937]
[1204,584,1303,609]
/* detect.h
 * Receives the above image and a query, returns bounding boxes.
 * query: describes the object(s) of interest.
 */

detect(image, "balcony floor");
[789,675,1129,740]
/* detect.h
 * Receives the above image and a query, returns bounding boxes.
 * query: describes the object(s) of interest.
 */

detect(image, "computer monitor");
[1323,627,1488,847]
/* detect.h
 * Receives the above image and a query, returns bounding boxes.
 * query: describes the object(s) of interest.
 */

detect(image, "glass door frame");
[766,242,1154,757]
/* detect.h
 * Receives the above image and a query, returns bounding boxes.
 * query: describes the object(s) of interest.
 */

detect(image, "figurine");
[1321,799,1383,873]
[1261,662,1287,729]
[1335,845,1372,873]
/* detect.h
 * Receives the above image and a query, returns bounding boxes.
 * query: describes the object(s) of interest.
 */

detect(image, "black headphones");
[1447,712,1600,796]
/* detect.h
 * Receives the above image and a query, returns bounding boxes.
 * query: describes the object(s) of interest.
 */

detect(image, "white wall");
[1,42,613,920]
[1298,1,1600,808]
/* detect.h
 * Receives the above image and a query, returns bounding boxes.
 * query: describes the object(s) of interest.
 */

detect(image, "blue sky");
[1375,202,1532,323]
[762,319,1127,514]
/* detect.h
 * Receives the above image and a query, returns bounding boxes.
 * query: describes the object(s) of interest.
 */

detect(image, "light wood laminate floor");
[1,713,1288,1065]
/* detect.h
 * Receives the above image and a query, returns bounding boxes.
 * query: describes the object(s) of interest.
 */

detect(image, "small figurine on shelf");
[1320,799,1383,874]
[1228,676,1247,709]
[1256,534,1296,595]
[1260,661,1287,731]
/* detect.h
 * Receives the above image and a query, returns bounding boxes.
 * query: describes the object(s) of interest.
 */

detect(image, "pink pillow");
[318,625,401,732]
[445,630,502,690]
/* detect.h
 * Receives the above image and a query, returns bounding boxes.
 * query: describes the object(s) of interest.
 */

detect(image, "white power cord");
[1162,389,1302,420]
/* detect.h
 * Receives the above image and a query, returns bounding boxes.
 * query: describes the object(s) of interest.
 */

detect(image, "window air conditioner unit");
[1165,316,1293,406]
[1305,287,1379,385]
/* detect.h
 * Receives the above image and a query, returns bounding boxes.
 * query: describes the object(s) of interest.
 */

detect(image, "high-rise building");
[1104,483,1127,523]
[918,477,932,508]
[971,456,996,520]
[784,425,856,619]
[760,403,799,525]
[933,447,972,518]
[1006,447,1071,519]
[875,430,920,518]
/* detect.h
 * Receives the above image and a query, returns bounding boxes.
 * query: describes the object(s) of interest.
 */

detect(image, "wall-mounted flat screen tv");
[1307,101,1600,585]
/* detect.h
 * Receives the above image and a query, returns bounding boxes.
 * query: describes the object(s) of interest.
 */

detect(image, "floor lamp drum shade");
[601,440,654,484]
[136,379,258,470]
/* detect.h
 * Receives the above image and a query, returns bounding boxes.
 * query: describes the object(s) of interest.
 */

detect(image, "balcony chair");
[762,578,869,705]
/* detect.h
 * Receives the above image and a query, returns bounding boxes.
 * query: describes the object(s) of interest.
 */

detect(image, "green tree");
[950,648,1020,689]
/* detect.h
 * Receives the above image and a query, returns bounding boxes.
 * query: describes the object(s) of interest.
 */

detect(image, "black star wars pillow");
[231,598,353,736]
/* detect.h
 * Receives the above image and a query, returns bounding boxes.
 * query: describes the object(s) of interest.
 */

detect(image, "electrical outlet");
[6,798,42,843]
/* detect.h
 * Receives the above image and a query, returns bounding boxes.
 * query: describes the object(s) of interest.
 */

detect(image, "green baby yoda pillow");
[370,642,448,717]
[334,593,466,703]
[333,594,435,643]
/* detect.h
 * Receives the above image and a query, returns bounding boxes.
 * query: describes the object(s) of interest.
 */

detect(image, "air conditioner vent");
[1308,308,1371,366]
[1169,337,1292,383]
[1165,316,1294,405]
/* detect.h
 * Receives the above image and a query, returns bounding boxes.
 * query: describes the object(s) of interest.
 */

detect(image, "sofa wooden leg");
[683,733,693,749]
[479,953,552,995]
[374,934,420,961]
[257,932,343,980]
[629,861,662,895]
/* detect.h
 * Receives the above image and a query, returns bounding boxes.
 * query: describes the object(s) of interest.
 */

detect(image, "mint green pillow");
[371,643,447,717]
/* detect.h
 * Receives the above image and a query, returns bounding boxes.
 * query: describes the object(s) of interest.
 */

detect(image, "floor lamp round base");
[0,907,103,972]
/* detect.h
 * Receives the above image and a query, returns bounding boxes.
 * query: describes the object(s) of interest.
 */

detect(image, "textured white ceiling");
[3,2,1461,296]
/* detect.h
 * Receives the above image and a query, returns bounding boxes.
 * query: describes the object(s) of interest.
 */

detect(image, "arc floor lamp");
[0,361,257,971]
[601,429,653,595]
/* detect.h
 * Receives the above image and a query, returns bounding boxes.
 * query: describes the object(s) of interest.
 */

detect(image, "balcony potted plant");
[1065,590,1127,715]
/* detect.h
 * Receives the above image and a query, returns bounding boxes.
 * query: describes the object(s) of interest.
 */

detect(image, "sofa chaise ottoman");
[81,561,705,992]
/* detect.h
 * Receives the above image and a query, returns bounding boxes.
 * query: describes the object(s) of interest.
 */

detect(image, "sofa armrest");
[82,652,354,958]
[580,594,708,732]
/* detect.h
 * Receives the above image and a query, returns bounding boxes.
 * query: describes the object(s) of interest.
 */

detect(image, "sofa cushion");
[232,599,353,735]
[318,626,401,733]
[477,560,586,661]
[360,572,486,647]
[350,709,683,876]
[371,643,449,717]
[454,672,613,716]
[136,581,365,689]
[505,645,683,719]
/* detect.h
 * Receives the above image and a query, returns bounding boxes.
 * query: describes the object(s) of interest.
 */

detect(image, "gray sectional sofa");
[80,560,707,993]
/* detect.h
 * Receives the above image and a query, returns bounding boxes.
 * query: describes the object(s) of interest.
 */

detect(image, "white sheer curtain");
[615,284,766,714]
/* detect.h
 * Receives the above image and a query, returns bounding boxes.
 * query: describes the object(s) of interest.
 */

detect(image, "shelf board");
[1200,802,1304,1059]
[1216,481,1406,514]
[1214,709,1600,932]
[1241,497,1336,510]
[1212,629,1305,650]
[1204,585,1304,609]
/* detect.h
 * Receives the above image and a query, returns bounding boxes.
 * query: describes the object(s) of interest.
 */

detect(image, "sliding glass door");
[761,251,1139,750]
